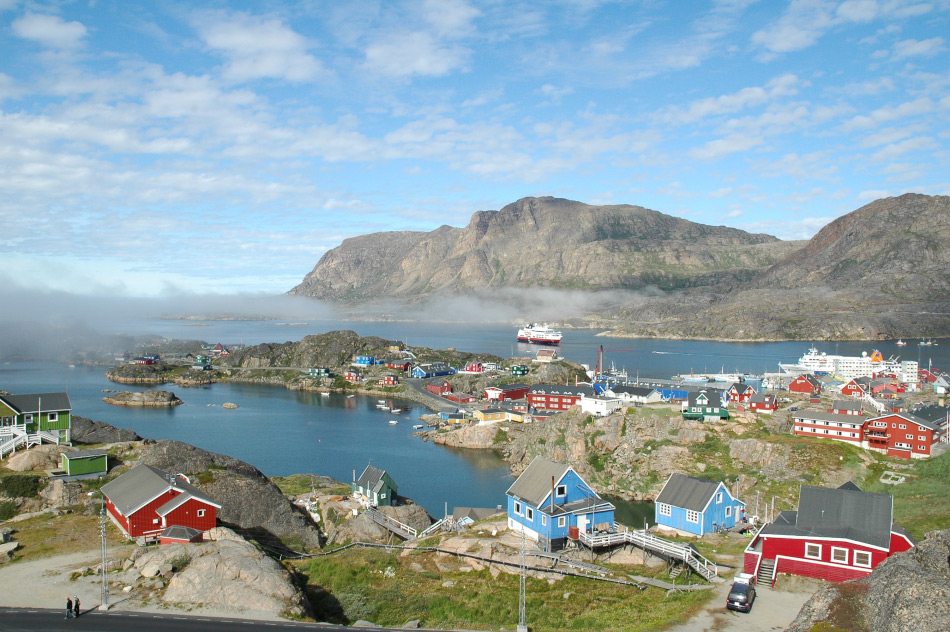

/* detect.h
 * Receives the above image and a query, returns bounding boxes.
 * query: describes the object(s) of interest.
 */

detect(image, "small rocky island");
[103,390,184,407]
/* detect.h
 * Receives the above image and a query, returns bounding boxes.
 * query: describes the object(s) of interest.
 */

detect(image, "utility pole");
[518,527,527,632]
[87,490,109,610]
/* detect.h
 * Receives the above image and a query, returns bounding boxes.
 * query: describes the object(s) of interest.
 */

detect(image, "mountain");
[289,194,950,340]
[604,193,950,340]
[289,197,800,301]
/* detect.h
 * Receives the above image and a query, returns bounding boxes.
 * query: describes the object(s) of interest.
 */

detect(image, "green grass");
[297,547,714,631]
[861,452,950,538]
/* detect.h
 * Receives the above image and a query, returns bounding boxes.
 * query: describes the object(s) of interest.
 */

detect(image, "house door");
[577,514,589,533]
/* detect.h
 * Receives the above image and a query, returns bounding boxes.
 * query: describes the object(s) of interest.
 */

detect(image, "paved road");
[0,608,357,632]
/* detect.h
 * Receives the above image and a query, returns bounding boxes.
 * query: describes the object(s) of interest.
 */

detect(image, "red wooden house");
[788,374,822,395]
[864,412,944,459]
[526,385,594,411]
[379,375,399,386]
[344,370,362,383]
[484,383,532,402]
[748,393,777,412]
[744,482,915,585]
[728,383,756,404]
[385,359,412,371]
[101,464,220,543]
[426,381,453,396]
[829,400,863,416]
[840,376,871,397]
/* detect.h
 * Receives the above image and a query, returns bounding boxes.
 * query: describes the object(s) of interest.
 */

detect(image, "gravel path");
[0,547,281,621]
[665,575,821,632]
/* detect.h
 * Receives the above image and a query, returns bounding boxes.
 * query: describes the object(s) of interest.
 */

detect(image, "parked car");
[726,574,756,613]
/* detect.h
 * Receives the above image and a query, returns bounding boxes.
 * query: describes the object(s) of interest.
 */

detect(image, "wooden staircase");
[757,558,776,587]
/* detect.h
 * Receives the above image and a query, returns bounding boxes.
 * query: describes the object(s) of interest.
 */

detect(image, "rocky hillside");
[785,528,950,632]
[289,196,797,301]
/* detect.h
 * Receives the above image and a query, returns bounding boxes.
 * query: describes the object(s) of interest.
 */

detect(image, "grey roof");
[161,525,203,540]
[749,393,775,404]
[63,449,107,460]
[910,404,950,424]
[485,383,530,392]
[452,507,500,522]
[355,465,395,495]
[506,457,571,506]
[0,392,72,413]
[760,485,895,550]
[101,464,218,516]
[837,480,863,492]
[869,412,941,432]
[686,389,724,408]
[832,400,863,412]
[609,385,659,397]
[655,474,732,512]
[792,410,866,425]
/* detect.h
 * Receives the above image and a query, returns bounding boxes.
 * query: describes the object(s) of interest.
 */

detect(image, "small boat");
[347,394,355,399]
[390,408,402,414]
[388,420,399,425]
[412,424,424,430]
[320,392,330,397]
[376,404,389,410]
[896,339,907,346]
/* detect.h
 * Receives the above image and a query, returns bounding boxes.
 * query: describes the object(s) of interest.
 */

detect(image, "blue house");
[506,457,615,552]
[654,473,745,536]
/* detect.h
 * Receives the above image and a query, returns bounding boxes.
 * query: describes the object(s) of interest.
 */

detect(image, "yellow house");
[473,408,507,424]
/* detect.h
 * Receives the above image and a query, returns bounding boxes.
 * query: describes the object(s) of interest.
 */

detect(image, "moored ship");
[516,323,563,345]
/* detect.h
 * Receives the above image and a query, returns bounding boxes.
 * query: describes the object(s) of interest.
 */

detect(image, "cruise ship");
[780,347,918,382]
[516,323,563,345]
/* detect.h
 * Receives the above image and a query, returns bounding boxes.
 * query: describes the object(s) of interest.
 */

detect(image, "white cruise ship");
[516,323,563,345]
[780,347,918,383]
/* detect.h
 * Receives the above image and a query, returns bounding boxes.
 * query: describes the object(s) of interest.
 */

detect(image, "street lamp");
[86,490,109,611]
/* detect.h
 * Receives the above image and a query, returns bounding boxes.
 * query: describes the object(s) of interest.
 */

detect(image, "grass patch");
[862,452,950,538]
[5,513,126,563]
[296,547,714,631]
[0,474,41,498]
[493,428,509,445]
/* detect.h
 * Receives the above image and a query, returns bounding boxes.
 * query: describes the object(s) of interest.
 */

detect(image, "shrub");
[0,500,18,520]
[0,475,40,498]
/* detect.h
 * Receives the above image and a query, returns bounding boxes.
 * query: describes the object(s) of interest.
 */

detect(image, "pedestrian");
[66,596,73,619]
[73,596,80,618]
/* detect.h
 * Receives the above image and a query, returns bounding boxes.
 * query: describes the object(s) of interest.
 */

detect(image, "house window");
[831,547,848,564]
[905,434,913,439]
[556,485,566,497]
[541,515,547,526]
[514,501,522,516]
[48,412,58,422]
[658,503,671,517]
[716,492,723,504]
[899,424,906,429]
[558,516,566,528]
[24,414,33,423]
[805,543,821,559]
[918,445,927,451]
[526,507,534,521]
[686,510,699,523]
[725,506,732,518]
[152,518,160,524]
[918,435,926,441]
[854,551,872,568]
[197,509,206,518]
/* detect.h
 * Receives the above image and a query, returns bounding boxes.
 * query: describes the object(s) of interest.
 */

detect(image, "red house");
[526,384,594,411]
[748,393,777,412]
[426,381,453,396]
[864,412,944,459]
[744,482,915,585]
[840,376,871,397]
[484,383,531,402]
[788,374,822,395]
[386,359,412,371]
[101,464,220,543]
[344,370,362,383]
[379,375,399,386]
[728,383,756,404]
[829,400,863,416]
[792,410,866,445]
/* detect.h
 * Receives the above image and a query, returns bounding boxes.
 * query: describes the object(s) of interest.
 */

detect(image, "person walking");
[66,596,73,619]
[73,596,80,618]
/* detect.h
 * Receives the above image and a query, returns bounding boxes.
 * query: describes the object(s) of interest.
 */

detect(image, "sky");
[1,0,949,298]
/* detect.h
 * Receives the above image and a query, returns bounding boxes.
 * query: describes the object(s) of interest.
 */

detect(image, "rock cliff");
[102,390,183,407]
[785,528,950,632]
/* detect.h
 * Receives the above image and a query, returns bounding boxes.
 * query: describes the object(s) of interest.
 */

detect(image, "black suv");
[726,579,756,613]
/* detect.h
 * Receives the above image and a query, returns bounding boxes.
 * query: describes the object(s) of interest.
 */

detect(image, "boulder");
[103,390,183,407]
[4,445,65,472]
[71,416,142,444]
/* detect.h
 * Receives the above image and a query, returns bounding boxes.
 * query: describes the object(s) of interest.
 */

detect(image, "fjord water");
[5,318,947,518]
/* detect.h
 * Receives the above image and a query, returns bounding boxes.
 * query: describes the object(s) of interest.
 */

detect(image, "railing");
[365,508,418,539]
[32,430,61,445]
[0,427,28,459]
[417,517,447,538]
[577,524,719,581]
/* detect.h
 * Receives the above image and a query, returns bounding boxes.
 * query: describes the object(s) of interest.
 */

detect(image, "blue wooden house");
[506,457,615,552]
[654,473,745,536]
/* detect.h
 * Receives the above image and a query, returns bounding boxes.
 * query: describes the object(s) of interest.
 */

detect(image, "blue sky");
[1,0,948,297]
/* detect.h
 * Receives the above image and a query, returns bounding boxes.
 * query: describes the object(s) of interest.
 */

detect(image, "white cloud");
[197,12,325,83]
[839,97,934,131]
[750,0,836,54]
[364,32,469,77]
[870,135,938,161]
[893,37,945,59]
[659,74,799,125]
[689,133,763,160]
[12,13,87,49]
[421,0,480,37]
[836,0,879,22]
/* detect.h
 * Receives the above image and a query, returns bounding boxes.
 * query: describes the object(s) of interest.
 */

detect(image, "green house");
[61,449,108,478]
[352,464,398,507]
[0,392,72,439]
[681,389,729,421]
[511,365,529,377]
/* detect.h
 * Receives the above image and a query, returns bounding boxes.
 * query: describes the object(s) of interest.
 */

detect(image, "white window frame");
[686,509,699,524]
[558,516,566,528]
[514,501,522,516]
[197,509,206,518]
[526,506,534,521]
[152,518,160,524]
[831,546,848,564]
[556,484,567,497]
[658,503,671,517]
[47,412,58,422]
[854,551,872,568]
[716,492,723,504]
[541,515,547,526]
[805,543,821,559]
[725,506,732,518]
[918,435,926,441]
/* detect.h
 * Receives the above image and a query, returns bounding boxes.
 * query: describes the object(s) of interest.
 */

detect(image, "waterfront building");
[654,474,745,537]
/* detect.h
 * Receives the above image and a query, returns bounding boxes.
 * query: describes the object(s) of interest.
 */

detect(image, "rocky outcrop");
[137,440,322,550]
[4,445,66,472]
[430,424,500,449]
[130,528,311,618]
[103,390,183,407]
[785,529,950,632]
[327,504,432,545]
[71,415,142,444]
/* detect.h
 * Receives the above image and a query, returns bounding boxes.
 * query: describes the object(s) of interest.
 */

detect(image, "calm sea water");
[4,318,947,519]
